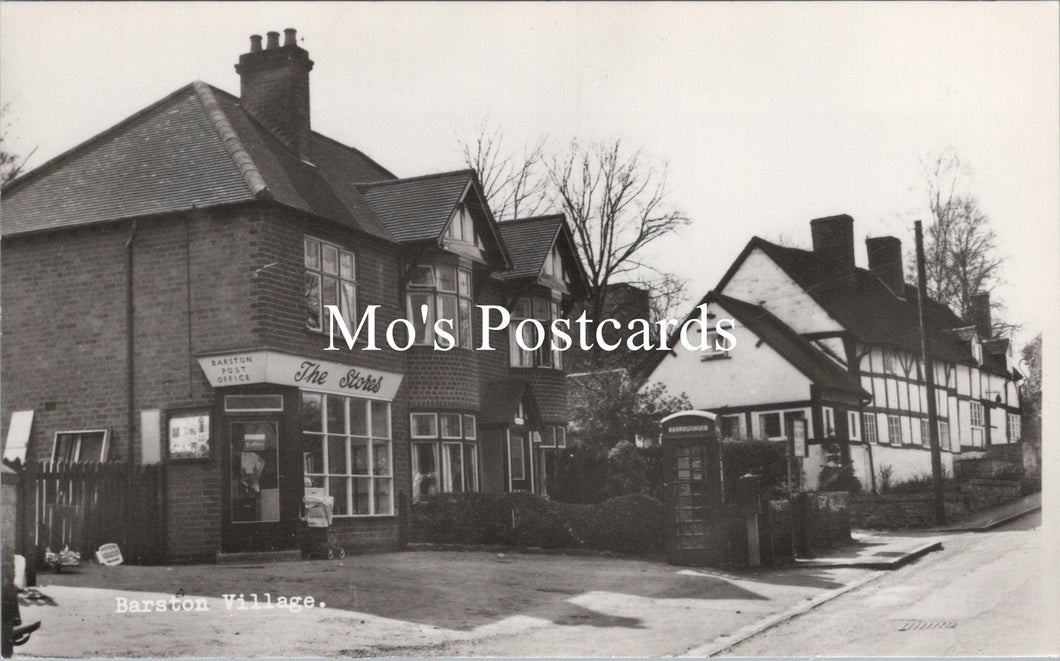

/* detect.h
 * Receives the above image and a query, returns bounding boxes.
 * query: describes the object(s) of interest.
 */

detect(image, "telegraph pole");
[914,220,946,525]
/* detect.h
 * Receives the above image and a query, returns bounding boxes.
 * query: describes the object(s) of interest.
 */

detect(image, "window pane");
[412,443,439,500]
[340,281,357,322]
[463,444,478,491]
[541,427,556,447]
[532,297,550,321]
[557,427,567,448]
[54,434,78,462]
[508,436,525,480]
[349,399,368,436]
[436,265,457,292]
[322,276,339,316]
[458,270,471,297]
[463,414,476,440]
[513,298,531,319]
[79,432,106,462]
[305,272,322,331]
[303,435,324,475]
[458,298,472,348]
[374,479,393,515]
[373,441,390,476]
[225,394,284,412]
[321,244,339,275]
[409,265,435,288]
[325,395,345,434]
[371,401,390,438]
[761,413,782,438]
[408,293,434,344]
[352,478,370,515]
[301,392,323,433]
[440,413,462,439]
[340,251,356,280]
[411,413,438,438]
[438,295,458,337]
[462,209,474,243]
[304,238,320,270]
[351,438,369,474]
[444,444,464,492]
[327,436,348,474]
[329,476,349,516]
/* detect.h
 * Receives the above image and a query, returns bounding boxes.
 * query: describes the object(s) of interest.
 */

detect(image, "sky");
[2,2,1058,353]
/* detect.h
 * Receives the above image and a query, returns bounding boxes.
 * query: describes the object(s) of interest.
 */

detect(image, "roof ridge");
[2,82,202,196]
[191,81,271,201]
[498,214,565,225]
[356,168,475,188]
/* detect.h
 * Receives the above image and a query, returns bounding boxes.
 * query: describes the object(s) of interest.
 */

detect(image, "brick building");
[0,30,587,560]
[644,214,1023,490]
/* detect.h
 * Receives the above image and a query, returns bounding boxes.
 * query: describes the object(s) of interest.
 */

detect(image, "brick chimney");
[865,236,905,296]
[969,291,992,339]
[810,214,855,284]
[235,28,314,161]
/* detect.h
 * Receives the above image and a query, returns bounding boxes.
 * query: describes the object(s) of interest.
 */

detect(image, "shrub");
[548,445,608,503]
[888,470,958,495]
[408,491,665,555]
[603,441,651,499]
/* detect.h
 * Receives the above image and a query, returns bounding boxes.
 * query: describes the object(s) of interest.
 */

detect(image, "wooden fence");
[18,461,167,567]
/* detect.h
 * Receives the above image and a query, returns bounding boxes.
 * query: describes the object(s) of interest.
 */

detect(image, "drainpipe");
[126,219,139,463]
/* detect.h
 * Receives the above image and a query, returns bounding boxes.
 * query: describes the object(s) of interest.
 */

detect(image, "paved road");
[726,511,1056,656]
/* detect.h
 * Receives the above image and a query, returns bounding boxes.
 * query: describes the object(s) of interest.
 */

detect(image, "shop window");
[224,394,284,413]
[510,297,561,369]
[305,237,356,333]
[407,264,474,347]
[410,412,479,500]
[863,413,878,444]
[302,392,392,517]
[51,430,109,463]
[887,415,903,445]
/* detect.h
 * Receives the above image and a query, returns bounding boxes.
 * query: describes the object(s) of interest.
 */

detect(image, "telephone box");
[661,410,724,566]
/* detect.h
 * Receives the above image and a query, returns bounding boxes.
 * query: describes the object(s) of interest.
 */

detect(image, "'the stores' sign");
[197,351,402,401]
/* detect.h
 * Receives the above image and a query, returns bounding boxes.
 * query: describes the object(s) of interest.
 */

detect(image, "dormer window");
[541,245,569,284]
[446,205,483,248]
[972,340,983,364]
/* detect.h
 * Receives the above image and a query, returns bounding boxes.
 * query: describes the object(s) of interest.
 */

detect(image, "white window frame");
[1007,413,1021,442]
[224,394,285,413]
[508,434,526,481]
[51,430,109,463]
[887,415,903,446]
[410,412,479,500]
[439,413,462,439]
[939,420,951,451]
[410,413,439,439]
[920,418,931,448]
[758,412,784,440]
[847,411,860,441]
[407,263,474,347]
[302,392,393,517]
[863,412,878,444]
[823,407,836,436]
[304,236,356,334]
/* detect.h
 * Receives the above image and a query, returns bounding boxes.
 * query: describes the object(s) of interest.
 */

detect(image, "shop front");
[198,351,403,554]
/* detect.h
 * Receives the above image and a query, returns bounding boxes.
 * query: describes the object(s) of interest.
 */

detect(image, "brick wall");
[166,462,222,562]
[406,349,480,409]
[513,368,568,424]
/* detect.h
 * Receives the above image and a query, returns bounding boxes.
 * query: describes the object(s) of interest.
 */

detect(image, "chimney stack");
[969,292,992,339]
[235,28,314,161]
[810,214,856,283]
[866,236,905,296]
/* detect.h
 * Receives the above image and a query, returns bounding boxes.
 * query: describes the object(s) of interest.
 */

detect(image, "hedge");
[408,491,665,555]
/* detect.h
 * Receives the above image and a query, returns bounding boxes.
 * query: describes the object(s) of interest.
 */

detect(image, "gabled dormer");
[495,214,589,301]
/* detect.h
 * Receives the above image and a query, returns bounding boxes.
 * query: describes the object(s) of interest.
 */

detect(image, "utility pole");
[915,220,946,525]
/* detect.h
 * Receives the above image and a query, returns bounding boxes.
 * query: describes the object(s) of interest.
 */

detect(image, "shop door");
[221,418,299,552]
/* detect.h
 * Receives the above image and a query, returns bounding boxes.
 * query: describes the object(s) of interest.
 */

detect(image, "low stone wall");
[850,477,1024,529]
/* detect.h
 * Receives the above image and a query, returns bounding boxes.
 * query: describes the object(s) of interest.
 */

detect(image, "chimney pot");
[284,28,297,46]
[250,34,263,52]
[266,31,280,49]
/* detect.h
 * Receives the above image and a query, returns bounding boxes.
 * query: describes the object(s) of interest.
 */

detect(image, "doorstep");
[216,550,302,564]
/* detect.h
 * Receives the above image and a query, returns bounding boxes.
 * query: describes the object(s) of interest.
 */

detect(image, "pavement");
[928,490,1041,532]
[794,533,943,569]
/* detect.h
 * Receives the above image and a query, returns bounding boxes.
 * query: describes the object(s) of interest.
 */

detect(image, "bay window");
[510,296,562,369]
[411,412,479,500]
[302,392,392,516]
[407,264,473,347]
[305,237,356,333]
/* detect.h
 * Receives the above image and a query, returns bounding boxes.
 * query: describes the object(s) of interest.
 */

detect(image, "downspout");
[126,219,139,463]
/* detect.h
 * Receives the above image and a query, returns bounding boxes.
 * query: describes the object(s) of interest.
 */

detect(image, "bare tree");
[913,149,1006,331]
[458,118,549,221]
[1,101,36,186]
[548,139,690,320]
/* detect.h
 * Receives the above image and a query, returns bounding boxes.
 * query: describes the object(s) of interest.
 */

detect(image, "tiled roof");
[2,82,396,240]
[717,237,990,371]
[496,215,564,279]
[356,171,474,243]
